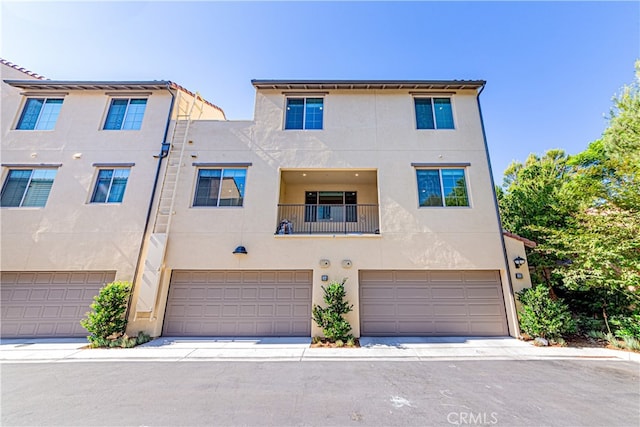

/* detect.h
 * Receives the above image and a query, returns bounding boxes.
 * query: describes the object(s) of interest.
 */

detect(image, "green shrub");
[517,285,576,339]
[81,281,131,347]
[312,279,354,342]
[610,314,640,339]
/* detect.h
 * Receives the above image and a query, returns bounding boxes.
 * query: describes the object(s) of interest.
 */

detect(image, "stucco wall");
[128,87,516,337]
[1,65,173,280]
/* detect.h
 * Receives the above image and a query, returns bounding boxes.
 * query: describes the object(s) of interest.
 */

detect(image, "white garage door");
[163,270,312,336]
[360,270,508,336]
[1,271,115,338]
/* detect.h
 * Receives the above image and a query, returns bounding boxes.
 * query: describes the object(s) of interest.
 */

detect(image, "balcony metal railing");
[276,204,380,235]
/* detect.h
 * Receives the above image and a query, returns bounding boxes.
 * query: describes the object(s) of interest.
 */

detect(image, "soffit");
[281,170,377,186]
[252,80,485,91]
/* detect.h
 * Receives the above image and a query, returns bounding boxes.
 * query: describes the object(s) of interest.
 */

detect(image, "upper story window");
[0,168,57,207]
[194,168,247,207]
[416,168,469,207]
[103,98,147,130]
[91,168,130,203]
[285,97,323,130]
[414,97,454,130]
[16,98,63,130]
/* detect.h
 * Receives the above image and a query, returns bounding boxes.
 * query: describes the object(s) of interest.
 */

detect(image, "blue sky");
[2,1,638,184]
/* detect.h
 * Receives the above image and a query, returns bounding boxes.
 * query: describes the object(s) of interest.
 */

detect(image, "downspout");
[476,83,519,337]
[125,83,176,321]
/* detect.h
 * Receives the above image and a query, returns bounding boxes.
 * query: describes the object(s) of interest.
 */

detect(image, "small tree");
[312,279,353,342]
[81,281,131,346]
[517,285,576,340]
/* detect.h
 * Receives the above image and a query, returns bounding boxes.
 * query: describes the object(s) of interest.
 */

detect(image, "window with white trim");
[0,169,57,207]
[16,98,63,130]
[103,98,147,130]
[414,97,454,129]
[91,169,130,203]
[416,168,469,207]
[194,168,246,207]
[285,97,323,130]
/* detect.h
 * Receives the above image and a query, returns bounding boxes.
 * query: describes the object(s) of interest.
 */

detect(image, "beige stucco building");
[1,59,531,339]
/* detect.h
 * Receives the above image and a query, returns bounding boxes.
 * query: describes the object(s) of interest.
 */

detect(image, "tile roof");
[503,231,537,248]
[0,58,47,80]
[1,58,225,118]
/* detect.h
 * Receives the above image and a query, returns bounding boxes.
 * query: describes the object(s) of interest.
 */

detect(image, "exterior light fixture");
[513,256,526,269]
[233,246,248,255]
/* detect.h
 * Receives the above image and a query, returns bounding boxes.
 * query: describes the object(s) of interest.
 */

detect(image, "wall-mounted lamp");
[513,256,526,269]
[233,246,248,255]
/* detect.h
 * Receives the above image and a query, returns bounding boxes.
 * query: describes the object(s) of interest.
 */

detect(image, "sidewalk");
[1,336,639,363]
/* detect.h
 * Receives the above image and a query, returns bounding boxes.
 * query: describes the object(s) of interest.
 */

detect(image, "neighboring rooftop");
[3,78,226,119]
[0,58,47,80]
[251,79,485,90]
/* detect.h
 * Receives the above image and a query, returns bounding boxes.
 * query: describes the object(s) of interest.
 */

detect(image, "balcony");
[276,204,379,235]
[277,169,380,235]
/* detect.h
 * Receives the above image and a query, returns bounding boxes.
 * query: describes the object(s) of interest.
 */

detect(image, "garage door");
[360,270,508,336]
[163,270,312,336]
[1,271,115,338]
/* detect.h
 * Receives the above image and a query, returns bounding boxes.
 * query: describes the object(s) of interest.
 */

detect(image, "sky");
[1,1,638,185]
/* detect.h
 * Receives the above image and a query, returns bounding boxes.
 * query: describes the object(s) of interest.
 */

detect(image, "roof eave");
[251,79,486,91]
[3,80,172,91]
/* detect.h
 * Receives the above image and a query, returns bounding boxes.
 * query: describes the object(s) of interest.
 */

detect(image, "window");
[414,97,454,129]
[285,98,323,130]
[416,169,469,207]
[194,168,246,207]
[16,98,63,130]
[304,191,357,222]
[0,169,57,207]
[103,98,147,130]
[91,169,130,203]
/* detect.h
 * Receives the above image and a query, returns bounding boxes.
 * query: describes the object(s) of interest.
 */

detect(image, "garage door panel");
[1,271,115,338]
[360,270,508,336]
[398,303,434,316]
[434,304,468,316]
[240,304,257,316]
[398,321,436,334]
[361,287,394,299]
[464,271,500,282]
[467,287,502,299]
[397,287,430,299]
[242,288,258,299]
[431,287,465,299]
[164,270,312,336]
[429,271,464,282]
[468,303,504,316]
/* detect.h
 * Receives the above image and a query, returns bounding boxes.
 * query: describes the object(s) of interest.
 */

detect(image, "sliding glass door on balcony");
[304,191,357,223]
[278,191,379,235]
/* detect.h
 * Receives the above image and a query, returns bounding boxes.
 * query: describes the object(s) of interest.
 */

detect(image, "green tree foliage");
[517,285,576,339]
[499,61,640,329]
[312,279,354,341]
[81,281,131,346]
